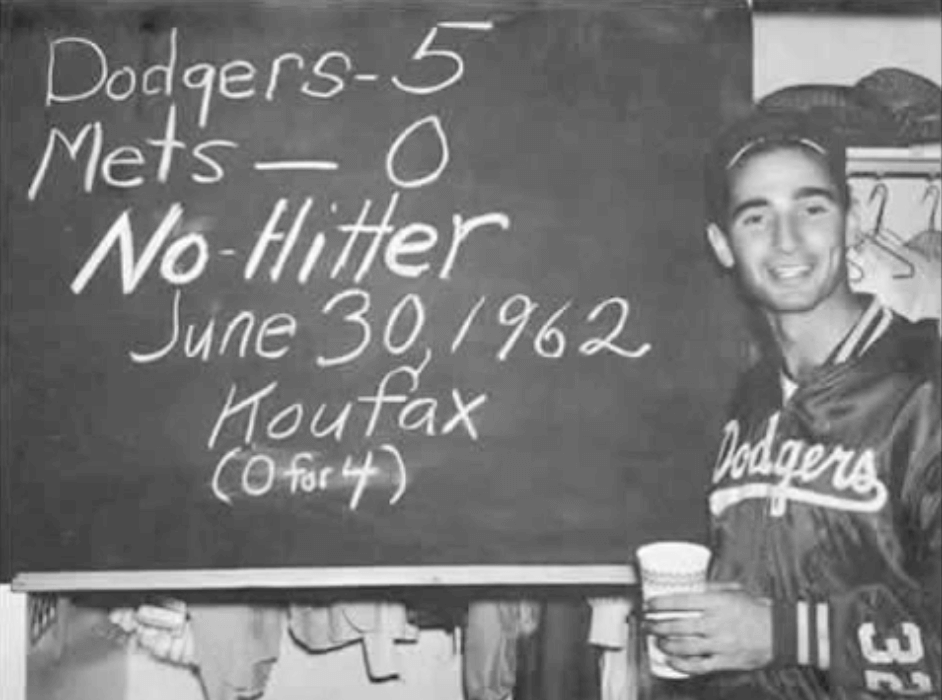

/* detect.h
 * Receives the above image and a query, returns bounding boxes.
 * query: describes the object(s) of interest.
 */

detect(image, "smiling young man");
[645,110,941,699]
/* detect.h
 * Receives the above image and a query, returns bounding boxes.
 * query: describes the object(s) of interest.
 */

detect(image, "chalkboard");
[1,0,752,583]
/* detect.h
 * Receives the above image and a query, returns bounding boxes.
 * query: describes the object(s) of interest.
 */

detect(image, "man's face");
[707,145,854,316]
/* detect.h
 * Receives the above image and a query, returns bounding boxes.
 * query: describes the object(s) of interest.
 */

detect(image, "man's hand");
[644,588,773,676]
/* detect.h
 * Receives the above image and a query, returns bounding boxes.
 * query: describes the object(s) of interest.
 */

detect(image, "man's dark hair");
[704,109,851,228]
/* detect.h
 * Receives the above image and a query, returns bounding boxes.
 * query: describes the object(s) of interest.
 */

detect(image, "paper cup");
[636,541,711,679]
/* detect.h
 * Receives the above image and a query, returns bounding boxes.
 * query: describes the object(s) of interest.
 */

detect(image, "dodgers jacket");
[704,307,941,700]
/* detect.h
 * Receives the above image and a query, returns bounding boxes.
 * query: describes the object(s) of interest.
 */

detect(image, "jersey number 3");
[859,622,932,693]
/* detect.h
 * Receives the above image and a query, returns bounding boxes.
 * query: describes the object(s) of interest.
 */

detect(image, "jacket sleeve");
[772,386,942,697]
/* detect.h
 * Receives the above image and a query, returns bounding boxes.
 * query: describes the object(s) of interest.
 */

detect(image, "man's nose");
[771,212,800,252]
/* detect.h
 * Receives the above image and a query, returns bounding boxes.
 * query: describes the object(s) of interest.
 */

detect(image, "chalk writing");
[391,23,494,96]
[211,443,406,509]
[129,290,296,364]
[45,29,359,124]
[28,18,653,511]
[451,294,651,361]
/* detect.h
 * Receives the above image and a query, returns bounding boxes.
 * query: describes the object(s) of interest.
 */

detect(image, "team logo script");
[710,412,888,517]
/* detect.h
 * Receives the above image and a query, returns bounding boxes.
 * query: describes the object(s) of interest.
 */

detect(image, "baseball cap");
[704,109,849,225]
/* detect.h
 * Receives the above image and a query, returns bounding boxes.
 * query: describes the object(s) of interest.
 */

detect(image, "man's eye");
[802,201,830,216]
[741,213,766,227]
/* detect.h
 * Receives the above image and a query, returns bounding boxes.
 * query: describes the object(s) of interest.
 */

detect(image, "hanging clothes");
[188,602,283,700]
[906,228,942,263]
[463,601,522,700]
[847,232,942,326]
[463,599,540,700]
[288,601,420,680]
[514,598,600,700]
[588,596,637,700]
[259,623,463,700]
[146,600,435,699]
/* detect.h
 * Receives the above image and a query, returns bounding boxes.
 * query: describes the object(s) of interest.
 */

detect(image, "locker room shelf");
[847,145,942,177]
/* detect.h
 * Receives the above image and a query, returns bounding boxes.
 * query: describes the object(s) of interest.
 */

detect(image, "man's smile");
[768,263,814,282]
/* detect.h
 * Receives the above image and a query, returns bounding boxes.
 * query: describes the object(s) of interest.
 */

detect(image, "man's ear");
[844,198,862,246]
[706,223,735,269]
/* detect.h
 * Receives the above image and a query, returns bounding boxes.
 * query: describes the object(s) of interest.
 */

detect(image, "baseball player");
[646,110,941,699]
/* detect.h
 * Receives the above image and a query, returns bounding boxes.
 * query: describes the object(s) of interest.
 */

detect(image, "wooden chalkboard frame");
[2,0,752,589]
[13,565,633,591]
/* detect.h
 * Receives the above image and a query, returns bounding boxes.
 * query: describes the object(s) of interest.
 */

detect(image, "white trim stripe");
[834,299,881,364]
[780,374,799,403]
[861,308,893,356]
[817,603,830,669]
[797,601,810,664]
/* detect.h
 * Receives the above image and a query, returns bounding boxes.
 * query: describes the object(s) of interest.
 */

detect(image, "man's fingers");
[663,653,719,676]
[646,592,709,613]
[646,586,745,614]
[644,609,702,622]
[706,581,743,593]
[646,614,706,638]
[658,634,713,657]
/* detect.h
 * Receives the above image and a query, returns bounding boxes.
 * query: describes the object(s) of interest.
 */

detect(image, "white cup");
[636,541,711,679]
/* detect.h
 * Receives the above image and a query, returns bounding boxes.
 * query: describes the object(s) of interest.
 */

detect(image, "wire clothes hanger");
[845,178,876,283]
[846,179,881,283]
[860,181,916,280]
[906,178,942,263]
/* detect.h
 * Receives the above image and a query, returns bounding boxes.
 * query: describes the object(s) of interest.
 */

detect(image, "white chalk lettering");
[264,53,303,102]
[384,294,426,355]
[384,222,437,278]
[28,122,102,200]
[100,145,146,188]
[579,297,652,359]
[128,289,296,364]
[218,59,257,99]
[242,194,509,285]
[441,389,487,439]
[105,65,136,101]
[386,115,449,189]
[358,349,432,437]
[440,212,510,280]
[244,197,314,282]
[190,139,238,184]
[46,36,108,105]
[33,21,661,522]
[142,28,178,96]
[28,104,237,199]
[43,28,375,134]
[302,51,351,98]
[206,349,485,451]
[317,288,372,368]
[391,22,493,96]
[71,203,203,295]
[207,381,278,450]
[211,444,408,509]
[338,195,399,283]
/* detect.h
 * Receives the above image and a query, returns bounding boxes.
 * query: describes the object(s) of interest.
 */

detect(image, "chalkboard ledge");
[13,566,635,592]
